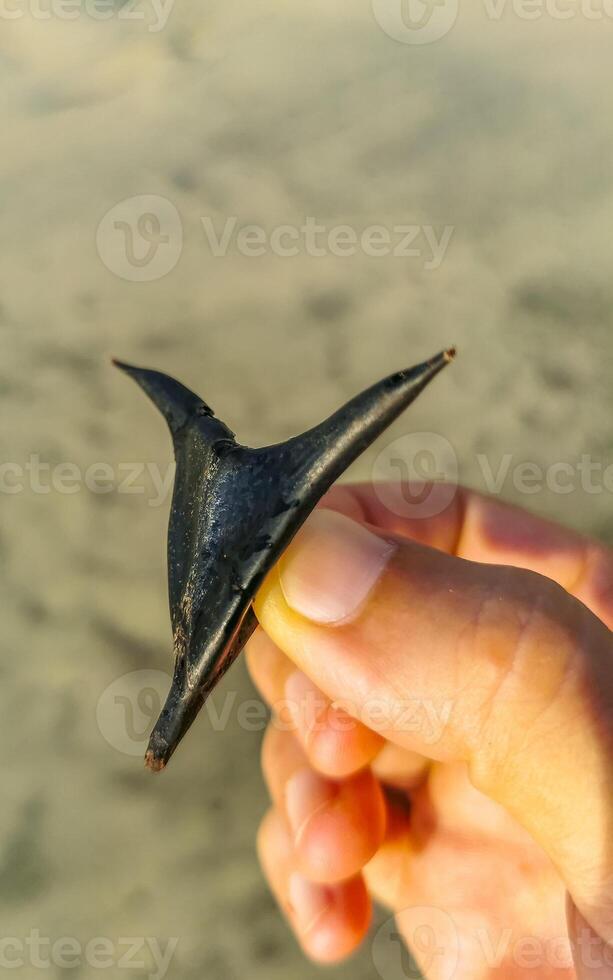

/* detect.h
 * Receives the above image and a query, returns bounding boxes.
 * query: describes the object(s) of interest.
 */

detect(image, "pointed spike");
[274,347,455,489]
[112,358,207,434]
[144,748,166,773]
[144,609,258,773]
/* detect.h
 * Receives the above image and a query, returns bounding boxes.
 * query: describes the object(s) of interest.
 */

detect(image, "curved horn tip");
[111,357,136,372]
[144,748,167,774]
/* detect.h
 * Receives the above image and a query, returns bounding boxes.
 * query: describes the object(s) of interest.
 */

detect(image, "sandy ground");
[0,4,612,978]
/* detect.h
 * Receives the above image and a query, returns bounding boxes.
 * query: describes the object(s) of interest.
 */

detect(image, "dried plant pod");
[113,348,455,771]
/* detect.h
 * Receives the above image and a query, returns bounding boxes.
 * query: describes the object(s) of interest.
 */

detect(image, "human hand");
[246,483,613,978]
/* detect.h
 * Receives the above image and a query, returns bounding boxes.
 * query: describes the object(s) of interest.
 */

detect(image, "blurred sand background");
[0,3,612,977]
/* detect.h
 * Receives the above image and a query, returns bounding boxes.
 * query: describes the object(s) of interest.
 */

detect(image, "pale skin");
[246,483,613,978]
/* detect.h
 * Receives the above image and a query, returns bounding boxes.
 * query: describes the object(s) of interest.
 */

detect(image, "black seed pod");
[113,348,455,771]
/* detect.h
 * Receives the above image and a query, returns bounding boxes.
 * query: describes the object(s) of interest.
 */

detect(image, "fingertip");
[289,767,387,883]
[307,711,385,779]
[290,873,372,964]
[261,725,302,802]
[257,809,371,965]
[284,668,384,778]
[363,794,413,910]
[257,807,294,895]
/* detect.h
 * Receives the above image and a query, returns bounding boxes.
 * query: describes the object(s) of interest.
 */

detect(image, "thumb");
[255,508,613,949]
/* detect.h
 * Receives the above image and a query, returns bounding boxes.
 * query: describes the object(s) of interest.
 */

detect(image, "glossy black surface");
[114,348,455,771]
